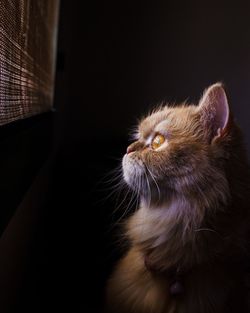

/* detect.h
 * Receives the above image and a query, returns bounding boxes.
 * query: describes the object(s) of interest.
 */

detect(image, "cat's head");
[122,83,235,207]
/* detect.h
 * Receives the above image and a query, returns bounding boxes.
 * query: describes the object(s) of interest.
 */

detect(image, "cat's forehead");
[138,105,197,139]
[139,109,168,138]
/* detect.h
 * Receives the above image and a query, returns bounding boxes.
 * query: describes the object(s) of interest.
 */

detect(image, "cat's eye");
[151,134,165,150]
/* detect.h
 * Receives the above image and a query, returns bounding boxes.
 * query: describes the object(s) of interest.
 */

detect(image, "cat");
[105,83,250,313]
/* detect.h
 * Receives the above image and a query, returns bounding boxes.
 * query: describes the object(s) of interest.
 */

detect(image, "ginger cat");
[106,84,250,313]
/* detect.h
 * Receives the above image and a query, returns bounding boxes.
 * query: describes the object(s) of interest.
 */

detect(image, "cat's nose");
[127,145,135,154]
[126,141,144,154]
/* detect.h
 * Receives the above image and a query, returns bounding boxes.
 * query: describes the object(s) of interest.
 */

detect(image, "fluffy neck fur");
[127,127,250,273]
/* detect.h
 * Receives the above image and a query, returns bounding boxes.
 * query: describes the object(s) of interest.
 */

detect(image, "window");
[0,0,59,125]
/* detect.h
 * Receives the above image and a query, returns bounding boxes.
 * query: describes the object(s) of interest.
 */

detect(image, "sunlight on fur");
[105,84,250,313]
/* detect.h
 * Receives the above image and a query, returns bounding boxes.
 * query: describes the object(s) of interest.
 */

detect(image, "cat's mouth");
[122,153,145,191]
[122,153,167,206]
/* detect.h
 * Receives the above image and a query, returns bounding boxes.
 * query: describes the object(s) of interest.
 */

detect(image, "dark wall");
[55,0,250,152]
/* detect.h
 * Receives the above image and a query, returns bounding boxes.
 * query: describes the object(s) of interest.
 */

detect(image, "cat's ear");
[198,83,231,141]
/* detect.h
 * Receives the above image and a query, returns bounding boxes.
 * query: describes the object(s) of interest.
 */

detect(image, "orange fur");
[106,84,250,313]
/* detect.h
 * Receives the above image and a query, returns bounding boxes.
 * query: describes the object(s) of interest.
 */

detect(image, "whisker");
[144,171,151,207]
[144,163,161,202]
[194,228,222,238]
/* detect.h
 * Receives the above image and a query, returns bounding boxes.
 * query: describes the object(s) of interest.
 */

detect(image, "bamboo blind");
[0,0,59,125]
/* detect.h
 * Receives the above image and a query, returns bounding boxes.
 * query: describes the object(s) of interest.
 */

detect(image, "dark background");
[55,0,250,152]
[1,1,250,312]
